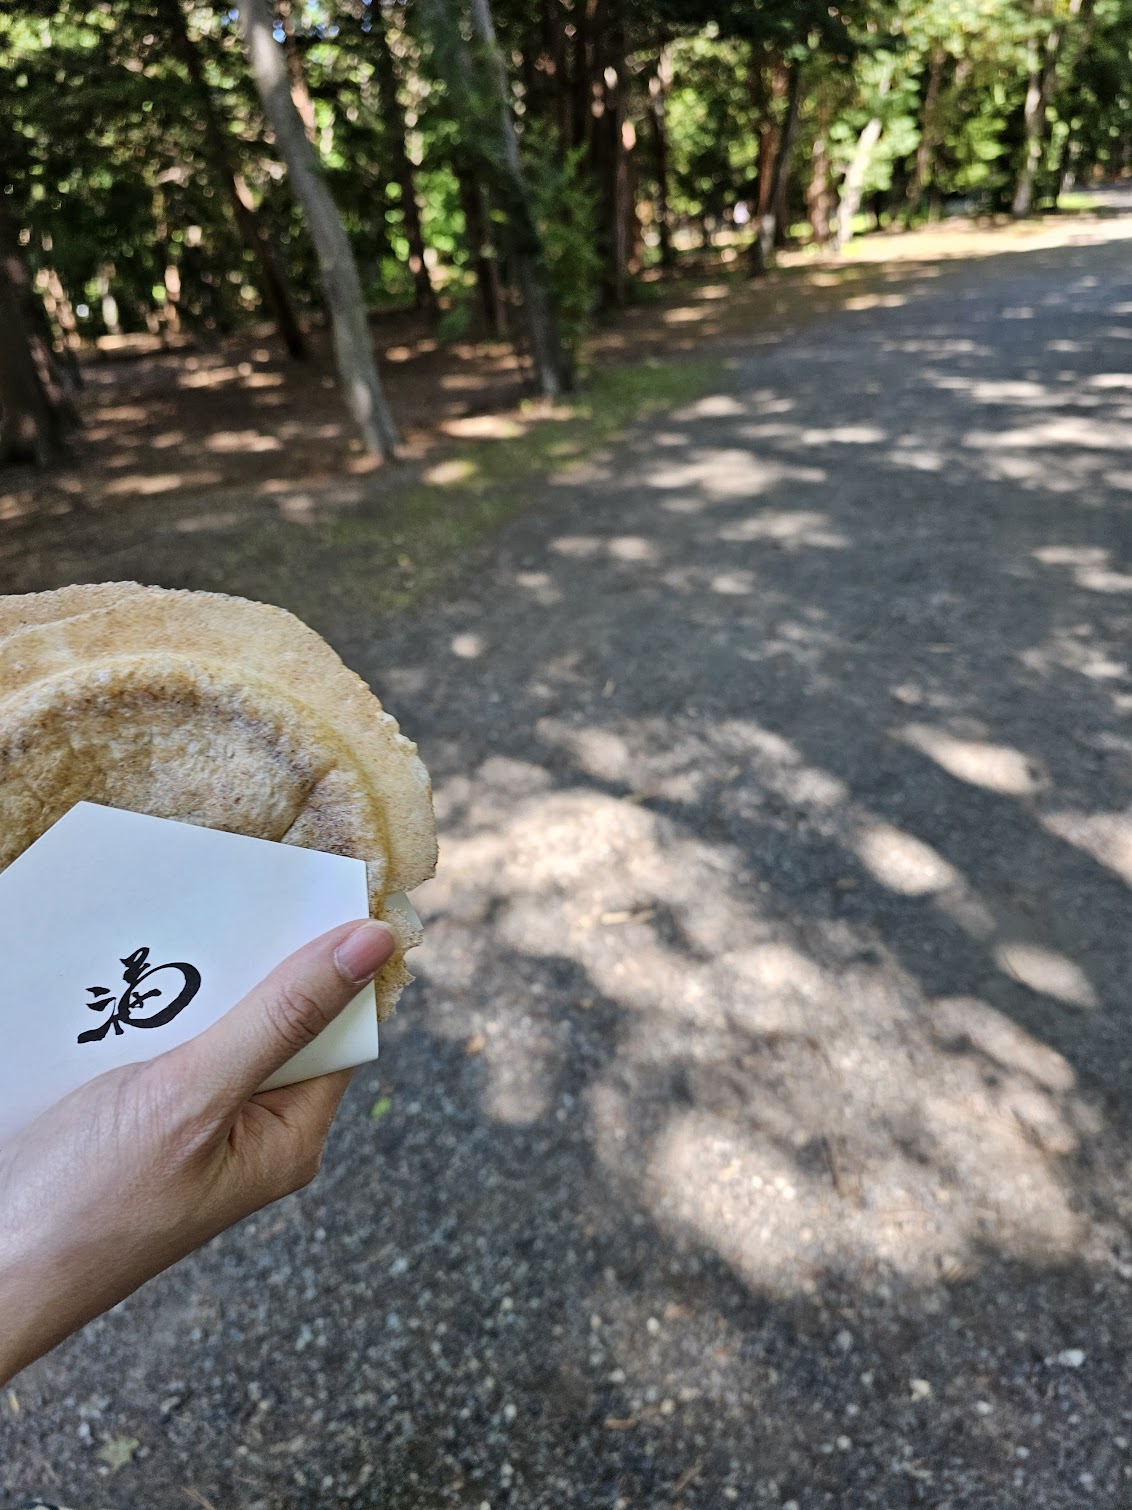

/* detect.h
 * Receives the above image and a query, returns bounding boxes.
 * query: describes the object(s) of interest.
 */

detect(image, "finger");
[251,1067,355,1139]
[229,1071,356,1199]
[176,920,394,1111]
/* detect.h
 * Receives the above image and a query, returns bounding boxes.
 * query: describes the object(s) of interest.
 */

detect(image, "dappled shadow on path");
[6,236,1132,1509]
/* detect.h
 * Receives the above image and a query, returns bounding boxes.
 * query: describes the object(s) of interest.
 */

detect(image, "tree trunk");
[647,48,675,270]
[608,108,631,305]
[543,0,571,144]
[753,58,788,219]
[457,159,507,336]
[624,119,643,275]
[1057,125,1083,201]
[420,0,570,392]
[588,1,632,307]
[275,0,318,142]
[0,198,76,465]
[160,0,308,359]
[570,0,591,151]
[96,264,122,336]
[806,131,835,244]
[34,231,82,375]
[906,48,945,216]
[464,0,571,394]
[236,0,399,456]
[372,1,436,315]
[836,114,884,250]
[39,262,84,389]
[150,188,181,344]
[1012,0,1092,215]
[750,61,801,275]
[1012,29,1057,216]
[774,66,802,240]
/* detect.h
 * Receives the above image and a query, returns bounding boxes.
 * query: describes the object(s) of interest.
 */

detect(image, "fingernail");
[334,920,396,984]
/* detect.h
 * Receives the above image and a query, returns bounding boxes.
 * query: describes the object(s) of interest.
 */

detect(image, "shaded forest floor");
[2,202,1131,614]
[7,200,1132,1509]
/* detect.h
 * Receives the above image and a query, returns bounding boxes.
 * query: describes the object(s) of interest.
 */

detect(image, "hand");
[0,918,394,1384]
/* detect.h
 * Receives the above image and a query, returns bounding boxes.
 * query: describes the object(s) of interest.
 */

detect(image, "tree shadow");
[6,233,1132,1507]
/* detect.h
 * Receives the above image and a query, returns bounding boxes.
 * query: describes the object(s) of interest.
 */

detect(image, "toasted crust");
[0,585,436,1019]
[0,580,147,641]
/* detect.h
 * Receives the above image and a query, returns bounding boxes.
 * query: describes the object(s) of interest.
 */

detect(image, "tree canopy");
[2,0,1130,460]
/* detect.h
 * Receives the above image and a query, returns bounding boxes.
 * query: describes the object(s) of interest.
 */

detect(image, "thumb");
[176,919,395,1111]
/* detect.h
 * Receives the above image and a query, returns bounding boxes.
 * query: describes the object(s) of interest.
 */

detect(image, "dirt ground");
[2,200,1128,545]
[5,211,1132,1507]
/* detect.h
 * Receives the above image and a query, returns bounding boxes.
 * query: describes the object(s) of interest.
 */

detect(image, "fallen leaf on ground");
[599,907,657,926]
[97,1435,140,1473]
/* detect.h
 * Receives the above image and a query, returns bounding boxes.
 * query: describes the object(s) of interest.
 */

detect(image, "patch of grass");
[1056,190,1099,212]
[319,354,726,615]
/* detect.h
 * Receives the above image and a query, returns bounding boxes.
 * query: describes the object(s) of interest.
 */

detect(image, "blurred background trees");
[2,0,1130,461]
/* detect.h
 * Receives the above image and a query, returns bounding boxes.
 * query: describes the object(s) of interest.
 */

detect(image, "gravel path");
[5,231,1132,1508]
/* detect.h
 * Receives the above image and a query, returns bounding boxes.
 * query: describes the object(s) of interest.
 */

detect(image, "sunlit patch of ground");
[416,690,1117,1303]
[10,199,1132,1510]
[3,201,1130,547]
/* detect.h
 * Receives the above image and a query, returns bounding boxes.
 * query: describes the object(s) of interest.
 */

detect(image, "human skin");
[0,917,394,1384]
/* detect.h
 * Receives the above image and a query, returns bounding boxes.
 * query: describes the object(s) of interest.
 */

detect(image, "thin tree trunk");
[587,0,630,306]
[0,198,76,465]
[96,264,122,336]
[570,0,590,151]
[1012,28,1057,216]
[161,0,308,359]
[236,0,399,456]
[750,61,802,275]
[457,159,506,336]
[771,65,802,246]
[275,0,318,141]
[373,1,436,315]
[465,0,572,394]
[1013,0,1093,215]
[753,58,788,219]
[35,231,82,373]
[647,48,674,270]
[836,115,884,249]
[906,48,945,215]
[806,130,834,244]
[421,0,569,392]
[1057,124,1082,200]
[542,0,570,143]
[624,119,643,274]
[150,188,181,344]
[39,262,84,389]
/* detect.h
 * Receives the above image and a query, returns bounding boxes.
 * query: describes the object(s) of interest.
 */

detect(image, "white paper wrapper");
[0,802,382,1143]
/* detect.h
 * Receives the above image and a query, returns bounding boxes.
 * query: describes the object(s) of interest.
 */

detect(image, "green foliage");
[435,292,476,342]
[2,0,1132,373]
[664,33,759,227]
[525,131,602,355]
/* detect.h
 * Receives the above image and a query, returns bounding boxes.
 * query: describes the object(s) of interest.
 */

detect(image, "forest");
[2,0,1130,465]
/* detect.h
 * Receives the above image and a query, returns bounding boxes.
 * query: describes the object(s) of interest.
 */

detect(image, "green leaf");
[97,1435,140,1473]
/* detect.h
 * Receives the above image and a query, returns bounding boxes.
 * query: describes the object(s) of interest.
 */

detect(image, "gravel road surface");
[4,229,1132,1508]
